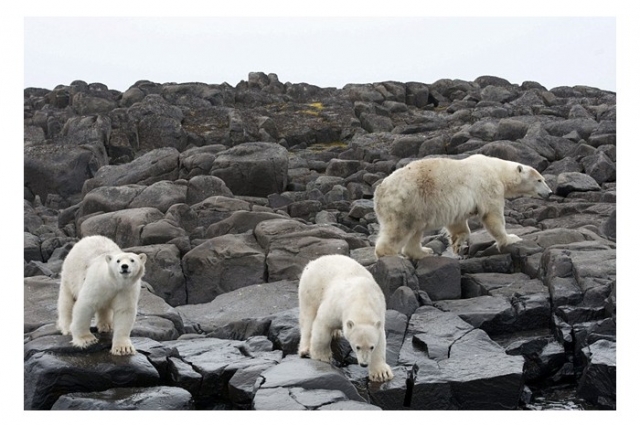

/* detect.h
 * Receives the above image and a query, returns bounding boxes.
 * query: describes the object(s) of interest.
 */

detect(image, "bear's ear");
[138,253,147,265]
[517,165,523,173]
[346,320,355,330]
[105,254,112,263]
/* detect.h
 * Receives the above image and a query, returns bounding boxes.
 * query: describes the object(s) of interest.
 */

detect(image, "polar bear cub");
[298,254,393,382]
[56,235,147,356]
[374,154,553,260]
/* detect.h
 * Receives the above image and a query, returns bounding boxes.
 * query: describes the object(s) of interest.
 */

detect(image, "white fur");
[374,154,553,259]
[298,254,393,382]
[56,235,147,356]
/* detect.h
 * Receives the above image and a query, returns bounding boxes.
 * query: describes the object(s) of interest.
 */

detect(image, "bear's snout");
[540,189,553,199]
[120,263,130,273]
[359,363,368,367]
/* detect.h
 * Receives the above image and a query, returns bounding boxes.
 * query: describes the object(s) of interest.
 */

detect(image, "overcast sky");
[24,15,616,93]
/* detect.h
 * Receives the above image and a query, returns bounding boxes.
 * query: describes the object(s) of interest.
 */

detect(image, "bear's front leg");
[110,301,137,356]
[96,307,114,333]
[69,301,98,348]
[368,332,394,382]
[309,321,333,363]
[481,212,522,250]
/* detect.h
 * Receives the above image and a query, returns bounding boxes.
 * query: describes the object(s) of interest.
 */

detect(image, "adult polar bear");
[374,154,553,260]
[57,235,147,355]
[298,254,393,382]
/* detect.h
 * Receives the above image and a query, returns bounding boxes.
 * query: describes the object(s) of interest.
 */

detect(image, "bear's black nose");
[121,264,129,270]
[359,363,368,368]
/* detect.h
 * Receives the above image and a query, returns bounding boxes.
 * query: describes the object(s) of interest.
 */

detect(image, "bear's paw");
[110,342,137,356]
[369,363,394,382]
[71,334,98,348]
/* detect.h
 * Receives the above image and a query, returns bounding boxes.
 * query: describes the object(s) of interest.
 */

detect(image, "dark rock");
[175,281,298,334]
[432,296,517,336]
[211,142,289,197]
[51,386,194,410]
[581,151,616,184]
[369,256,419,303]
[256,357,366,405]
[266,308,301,355]
[25,143,108,203]
[415,256,461,301]
[24,351,160,410]
[205,211,285,238]
[83,147,180,194]
[128,244,186,307]
[79,207,165,248]
[398,307,524,409]
[24,276,59,333]
[182,233,265,304]
[161,337,282,404]
[388,286,419,318]
[128,180,187,212]
[577,339,616,409]
[556,172,602,197]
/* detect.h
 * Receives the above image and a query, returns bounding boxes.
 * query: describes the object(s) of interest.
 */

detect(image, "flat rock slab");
[24,350,160,410]
[432,295,517,336]
[176,280,299,333]
[256,357,366,405]
[396,306,524,409]
[51,386,194,410]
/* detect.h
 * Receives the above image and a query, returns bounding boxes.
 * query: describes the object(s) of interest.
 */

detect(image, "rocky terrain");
[24,73,616,410]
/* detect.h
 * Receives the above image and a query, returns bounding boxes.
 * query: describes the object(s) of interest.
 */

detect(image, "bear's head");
[509,164,553,199]
[106,252,147,282]
[344,320,382,368]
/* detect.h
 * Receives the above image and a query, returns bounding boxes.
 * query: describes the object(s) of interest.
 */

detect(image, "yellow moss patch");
[300,102,325,116]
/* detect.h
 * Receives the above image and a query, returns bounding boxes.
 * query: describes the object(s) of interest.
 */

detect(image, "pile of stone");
[24,73,615,410]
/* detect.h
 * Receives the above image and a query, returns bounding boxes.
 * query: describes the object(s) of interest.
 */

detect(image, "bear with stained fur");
[374,154,552,260]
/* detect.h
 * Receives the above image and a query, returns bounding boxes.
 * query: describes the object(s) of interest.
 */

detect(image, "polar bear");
[56,235,147,355]
[298,254,393,382]
[374,154,553,260]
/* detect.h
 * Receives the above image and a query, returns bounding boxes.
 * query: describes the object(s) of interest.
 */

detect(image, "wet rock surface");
[24,74,615,410]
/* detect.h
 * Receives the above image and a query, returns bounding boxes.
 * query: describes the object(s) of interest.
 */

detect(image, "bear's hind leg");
[56,285,75,335]
[446,220,471,255]
[481,212,521,250]
[401,228,434,260]
[375,221,413,259]
[298,307,317,358]
[309,320,333,363]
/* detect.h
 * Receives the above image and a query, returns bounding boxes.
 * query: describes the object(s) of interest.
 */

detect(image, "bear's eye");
[537,179,542,182]
[370,346,374,350]
[356,346,361,350]
[116,259,120,264]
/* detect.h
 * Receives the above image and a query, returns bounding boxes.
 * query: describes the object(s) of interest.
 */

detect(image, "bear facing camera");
[56,235,147,356]
[374,154,553,260]
[298,254,394,382]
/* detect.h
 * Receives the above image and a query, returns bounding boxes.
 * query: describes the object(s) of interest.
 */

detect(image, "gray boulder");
[25,143,108,203]
[211,142,289,197]
[182,234,266,304]
[78,207,165,248]
[82,147,180,194]
[176,280,298,334]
